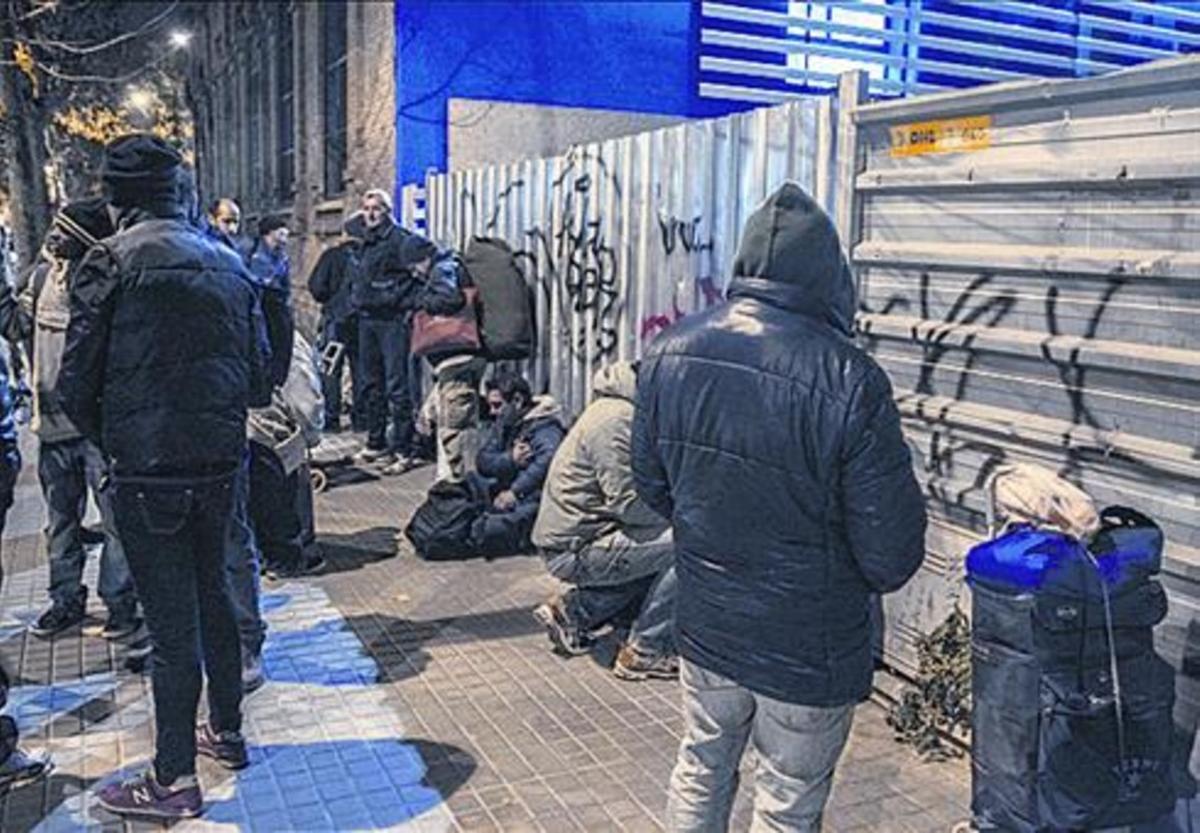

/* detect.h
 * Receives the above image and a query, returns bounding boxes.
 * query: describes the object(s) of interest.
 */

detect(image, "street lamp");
[169,30,193,50]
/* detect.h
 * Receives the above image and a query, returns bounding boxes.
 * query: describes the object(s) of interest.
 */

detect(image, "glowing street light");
[125,86,155,112]
[168,30,193,50]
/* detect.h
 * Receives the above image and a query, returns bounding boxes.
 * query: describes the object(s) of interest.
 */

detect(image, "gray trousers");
[668,660,854,832]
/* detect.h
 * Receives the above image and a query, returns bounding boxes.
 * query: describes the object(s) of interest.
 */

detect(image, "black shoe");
[264,554,325,581]
[196,725,248,770]
[30,599,86,638]
[532,597,591,656]
[101,606,142,640]
[79,526,106,547]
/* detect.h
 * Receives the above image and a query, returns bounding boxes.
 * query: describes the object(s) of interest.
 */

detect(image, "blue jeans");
[225,453,265,659]
[544,528,676,657]
[668,660,854,832]
[112,471,242,785]
[38,438,135,613]
[358,316,414,454]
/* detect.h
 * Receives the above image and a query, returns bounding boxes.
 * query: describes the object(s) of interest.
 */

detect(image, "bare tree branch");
[4,1,179,54]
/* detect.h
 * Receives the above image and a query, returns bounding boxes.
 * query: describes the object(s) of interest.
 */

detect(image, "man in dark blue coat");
[633,183,926,832]
[58,134,273,819]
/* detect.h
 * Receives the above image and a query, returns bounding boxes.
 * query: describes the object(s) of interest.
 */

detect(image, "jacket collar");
[727,276,855,337]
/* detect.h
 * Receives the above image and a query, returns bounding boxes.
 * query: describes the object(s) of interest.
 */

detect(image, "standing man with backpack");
[351,188,435,474]
[0,201,140,640]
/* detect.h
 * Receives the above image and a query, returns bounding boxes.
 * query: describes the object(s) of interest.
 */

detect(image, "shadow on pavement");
[346,606,548,684]
[317,527,399,577]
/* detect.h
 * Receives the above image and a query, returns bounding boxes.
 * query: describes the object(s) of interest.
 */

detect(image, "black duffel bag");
[404,478,487,561]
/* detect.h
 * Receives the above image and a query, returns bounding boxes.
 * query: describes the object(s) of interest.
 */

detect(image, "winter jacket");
[476,396,566,504]
[533,362,667,553]
[58,205,274,478]
[351,219,436,318]
[240,237,294,388]
[632,183,927,707]
[248,330,325,475]
[308,241,360,329]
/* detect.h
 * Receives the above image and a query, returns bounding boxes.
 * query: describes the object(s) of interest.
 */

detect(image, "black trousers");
[358,316,414,455]
[248,442,304,573]
[111,472,242,785]
[321,316,365,431]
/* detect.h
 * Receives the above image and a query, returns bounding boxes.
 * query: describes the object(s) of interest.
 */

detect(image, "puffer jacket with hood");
[58,134,274,477]
[533,362,667,553]
[632,182,927,707]
[477,396,566,505]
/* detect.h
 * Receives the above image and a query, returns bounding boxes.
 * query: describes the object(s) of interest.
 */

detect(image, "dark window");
[321,0,348,197]
[276,2,295,200]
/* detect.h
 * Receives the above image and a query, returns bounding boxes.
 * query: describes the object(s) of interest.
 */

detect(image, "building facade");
[186,0,1196,314]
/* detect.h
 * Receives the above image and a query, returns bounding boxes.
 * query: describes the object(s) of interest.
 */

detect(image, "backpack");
[404,478,487,561]
[462,237,535,360]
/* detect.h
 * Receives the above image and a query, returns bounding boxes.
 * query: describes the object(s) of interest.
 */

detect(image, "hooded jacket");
[308,215,364,329]
[58,136,274,477]
[533,362,667,552]
[476,396,566,504]
[632,183,927,706]
[1,199,115,444]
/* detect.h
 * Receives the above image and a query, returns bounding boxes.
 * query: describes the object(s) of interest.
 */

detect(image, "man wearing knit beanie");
[58,133,274,819]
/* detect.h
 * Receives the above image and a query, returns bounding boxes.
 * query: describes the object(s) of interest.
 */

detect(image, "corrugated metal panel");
[422,100,831,417]
[699,0,1199,106]
[840,56,1200,681]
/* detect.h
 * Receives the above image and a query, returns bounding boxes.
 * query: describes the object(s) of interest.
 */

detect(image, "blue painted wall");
[394,1,754,188]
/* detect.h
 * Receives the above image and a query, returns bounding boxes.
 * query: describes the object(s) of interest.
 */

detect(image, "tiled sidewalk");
[0,451,972,832]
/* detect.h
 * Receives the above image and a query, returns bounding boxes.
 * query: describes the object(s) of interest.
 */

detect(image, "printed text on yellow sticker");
[890,115,992,157]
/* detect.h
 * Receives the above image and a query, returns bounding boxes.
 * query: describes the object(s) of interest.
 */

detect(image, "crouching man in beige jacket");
[532,361,677,681]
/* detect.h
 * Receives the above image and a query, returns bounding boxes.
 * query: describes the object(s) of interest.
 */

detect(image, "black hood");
[726,182,855,336]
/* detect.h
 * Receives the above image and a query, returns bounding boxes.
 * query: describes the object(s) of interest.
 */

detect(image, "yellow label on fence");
[889,115,992,157]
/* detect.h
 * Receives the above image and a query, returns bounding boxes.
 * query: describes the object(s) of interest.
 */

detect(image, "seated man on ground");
[471,375,564,557]
[532,362,677,681]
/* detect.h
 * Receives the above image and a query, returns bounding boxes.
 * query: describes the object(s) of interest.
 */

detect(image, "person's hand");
[493,489,518,512]
[511,440,532,468]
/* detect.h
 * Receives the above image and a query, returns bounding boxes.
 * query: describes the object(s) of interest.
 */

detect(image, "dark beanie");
[102,133,182,208]
[258,214,289,237]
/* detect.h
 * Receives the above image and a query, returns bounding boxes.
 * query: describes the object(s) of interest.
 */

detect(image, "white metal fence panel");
[422,100,831,417]
[839,56,1200,686]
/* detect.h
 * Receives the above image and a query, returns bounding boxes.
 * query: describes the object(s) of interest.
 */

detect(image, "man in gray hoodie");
[0,199,139,639]
[532,362,677,681]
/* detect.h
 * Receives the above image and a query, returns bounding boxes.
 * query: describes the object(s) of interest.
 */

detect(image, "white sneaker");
[380,456,418,476]
[354,447,395,465]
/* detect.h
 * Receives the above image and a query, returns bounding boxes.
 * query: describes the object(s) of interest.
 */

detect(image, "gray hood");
[591,361,637,403]
[726,182,856,336]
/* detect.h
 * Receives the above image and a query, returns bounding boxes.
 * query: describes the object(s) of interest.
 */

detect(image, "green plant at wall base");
[887,606,972,761]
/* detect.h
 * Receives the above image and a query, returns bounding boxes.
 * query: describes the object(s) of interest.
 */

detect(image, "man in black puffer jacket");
[633,183,926,832]
[58,134,273,820]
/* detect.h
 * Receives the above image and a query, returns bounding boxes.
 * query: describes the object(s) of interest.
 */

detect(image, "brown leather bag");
[410,288,482,357]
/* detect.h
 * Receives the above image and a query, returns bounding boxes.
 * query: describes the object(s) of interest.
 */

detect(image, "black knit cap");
[258,214,289,237]
[102,133,183,208]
